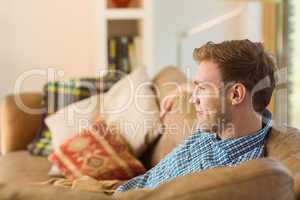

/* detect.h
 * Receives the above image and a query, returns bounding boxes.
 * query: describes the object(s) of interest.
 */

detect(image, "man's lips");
[196,110,217,115]
[196,110,215,114]
[196,110,205,114]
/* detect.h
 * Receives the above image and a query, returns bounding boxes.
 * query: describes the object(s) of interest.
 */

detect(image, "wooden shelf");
[105,8,145,20]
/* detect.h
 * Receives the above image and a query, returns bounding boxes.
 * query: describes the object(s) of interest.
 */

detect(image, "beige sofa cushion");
[0,181,112,200]
[0,151,51,184]
[0,93,43,154]
[0,158,294,200]
[266,126,300,199]
[146,66,191,166]
[116,159,295,200]
[149,90,197,166]
[152,66,187,103]
[45,95,101,151]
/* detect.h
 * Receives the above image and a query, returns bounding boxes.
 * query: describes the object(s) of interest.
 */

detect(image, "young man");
[115,39,276,192]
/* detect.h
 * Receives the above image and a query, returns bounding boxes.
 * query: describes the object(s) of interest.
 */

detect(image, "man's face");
[191,60,230,132]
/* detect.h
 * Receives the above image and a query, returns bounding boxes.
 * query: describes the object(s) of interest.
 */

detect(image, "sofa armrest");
[116,158,295,200]
[0,93,43,154]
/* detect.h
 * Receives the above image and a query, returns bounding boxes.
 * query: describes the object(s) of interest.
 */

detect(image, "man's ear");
[229,83,247,106]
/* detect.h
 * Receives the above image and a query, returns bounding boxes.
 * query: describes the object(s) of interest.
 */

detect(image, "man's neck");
[217,111,262,140]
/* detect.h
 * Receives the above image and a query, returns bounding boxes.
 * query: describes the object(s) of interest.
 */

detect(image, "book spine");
[120,36,130,74]
[128,37,137,71]
[127,36,133,73]
[134,36,143,68]
[116,36,123,77]
[108,37,117,79]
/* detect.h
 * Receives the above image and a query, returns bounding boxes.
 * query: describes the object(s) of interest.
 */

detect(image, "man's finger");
[160,100,174,119]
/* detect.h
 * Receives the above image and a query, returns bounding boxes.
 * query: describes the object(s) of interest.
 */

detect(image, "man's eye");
[192,85,200,91]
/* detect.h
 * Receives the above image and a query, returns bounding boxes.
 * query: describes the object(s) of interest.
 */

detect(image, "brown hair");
[193,39,276,113]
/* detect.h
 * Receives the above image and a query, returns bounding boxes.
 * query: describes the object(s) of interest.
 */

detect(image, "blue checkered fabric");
[115,109,272,193]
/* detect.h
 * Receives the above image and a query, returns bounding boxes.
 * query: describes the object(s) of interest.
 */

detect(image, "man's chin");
[196,116,220,133]
[196,121,214,133]
[196,112,203,119]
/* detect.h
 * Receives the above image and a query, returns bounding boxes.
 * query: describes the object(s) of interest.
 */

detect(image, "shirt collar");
[213,109,272,159]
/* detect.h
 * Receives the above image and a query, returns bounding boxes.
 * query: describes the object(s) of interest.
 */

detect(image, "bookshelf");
[96,0,154,77]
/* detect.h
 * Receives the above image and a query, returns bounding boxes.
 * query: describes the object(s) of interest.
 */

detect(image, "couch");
[0,66,299,200]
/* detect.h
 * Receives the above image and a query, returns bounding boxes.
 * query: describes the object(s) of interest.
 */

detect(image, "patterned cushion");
[27,76,119,156]
[48,118,146,180]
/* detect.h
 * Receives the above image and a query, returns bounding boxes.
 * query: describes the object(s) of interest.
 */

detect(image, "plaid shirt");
[115,110,272,193]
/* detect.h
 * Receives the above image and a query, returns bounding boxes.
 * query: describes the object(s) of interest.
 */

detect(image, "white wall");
[0,0,262,100]
[290,0,300,128]
[0,0,100,100]
[151,0,262,79]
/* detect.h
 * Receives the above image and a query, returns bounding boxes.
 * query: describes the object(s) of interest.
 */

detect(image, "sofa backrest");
[145,66,196,166]
[151,65,187,103]
[148,66,300,199]
[266,126,300,199]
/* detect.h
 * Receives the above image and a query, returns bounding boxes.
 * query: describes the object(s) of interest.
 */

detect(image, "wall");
[0,0,100,100]
[290,0,300,128]
[151,0,262,79]
[0,0,262,99]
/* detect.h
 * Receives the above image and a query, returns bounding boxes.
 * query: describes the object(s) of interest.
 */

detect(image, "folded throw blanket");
[34,176,124,195]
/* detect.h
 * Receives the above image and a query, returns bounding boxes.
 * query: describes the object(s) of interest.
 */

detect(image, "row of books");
[107,36,142,79]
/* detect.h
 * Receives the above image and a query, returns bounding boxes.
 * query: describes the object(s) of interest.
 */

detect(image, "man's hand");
[159,83,193,121]
[160,93,176,120]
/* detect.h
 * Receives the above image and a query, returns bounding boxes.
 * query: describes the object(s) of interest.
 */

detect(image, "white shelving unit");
[95,0,154,74]
[105,8,145,20]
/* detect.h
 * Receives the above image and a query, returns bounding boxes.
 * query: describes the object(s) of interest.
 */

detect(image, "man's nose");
[189,94,200,105]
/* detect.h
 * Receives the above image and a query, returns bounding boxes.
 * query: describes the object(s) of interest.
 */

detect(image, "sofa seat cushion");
[0,151,51,184]
[0,158,294,200]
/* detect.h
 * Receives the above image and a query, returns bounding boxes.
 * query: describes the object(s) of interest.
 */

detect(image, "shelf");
[97,0,153,73]
[108,20,139,37]
[105,8,145,20]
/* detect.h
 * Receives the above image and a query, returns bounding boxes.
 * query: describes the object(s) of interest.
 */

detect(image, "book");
[108,36,139,77]
[129,36,143,71]
[108,37,117,78]
[120,36,131,74]
[133,36,143,68]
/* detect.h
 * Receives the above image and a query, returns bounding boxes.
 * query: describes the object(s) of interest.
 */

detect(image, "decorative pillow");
[46,67,161,157]
[28,77,118,156]
[46,94,103,177]
[48,118,146,181]
[46,94,102,151]
[48,164,65,178]
[102,67,161,156]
